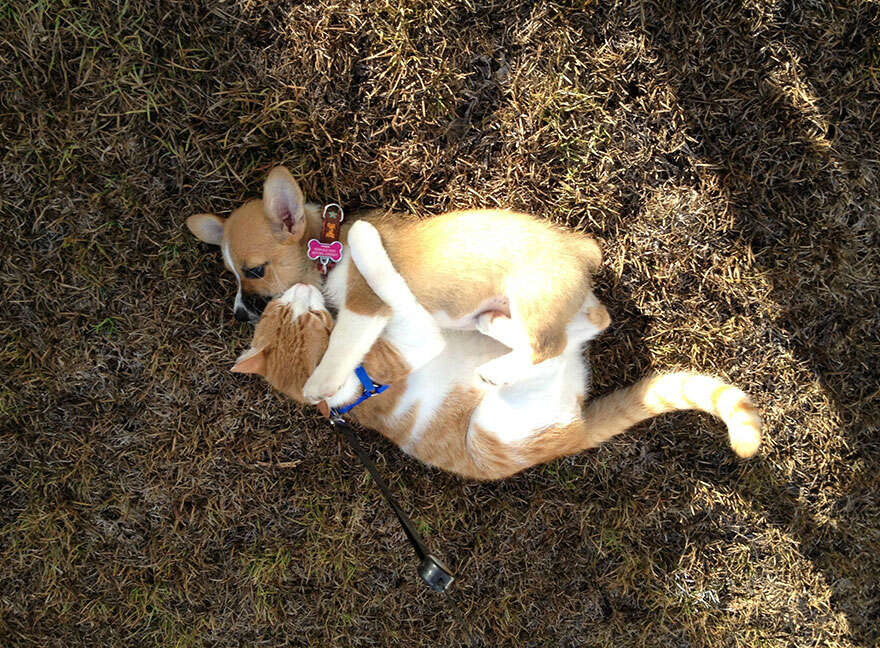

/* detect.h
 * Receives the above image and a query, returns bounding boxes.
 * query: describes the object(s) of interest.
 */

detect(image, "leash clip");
[418,554,455,592]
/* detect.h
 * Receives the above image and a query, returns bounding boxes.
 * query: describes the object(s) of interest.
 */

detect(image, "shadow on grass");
[629,1,880,642]
[412,2,879,643]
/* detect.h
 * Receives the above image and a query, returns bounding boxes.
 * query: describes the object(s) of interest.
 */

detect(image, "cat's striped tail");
[581,372,761,457]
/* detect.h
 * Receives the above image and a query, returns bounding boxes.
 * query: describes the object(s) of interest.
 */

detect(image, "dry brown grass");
[2,0,879,646]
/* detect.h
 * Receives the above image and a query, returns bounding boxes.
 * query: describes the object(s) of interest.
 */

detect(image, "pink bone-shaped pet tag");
[307,239,343,264]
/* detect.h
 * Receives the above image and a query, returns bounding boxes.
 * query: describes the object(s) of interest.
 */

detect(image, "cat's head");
[230,287,333,404]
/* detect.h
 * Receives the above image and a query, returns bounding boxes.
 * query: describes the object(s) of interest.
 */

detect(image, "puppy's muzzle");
[235,293,271,323]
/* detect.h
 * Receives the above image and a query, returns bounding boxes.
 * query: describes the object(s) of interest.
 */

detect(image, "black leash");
[330,414,454,590]
[328,414,482,645]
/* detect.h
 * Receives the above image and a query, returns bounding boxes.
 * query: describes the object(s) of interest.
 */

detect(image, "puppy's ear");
[231,346,268,375]
[263,166,306,243]
[186,213,225,245]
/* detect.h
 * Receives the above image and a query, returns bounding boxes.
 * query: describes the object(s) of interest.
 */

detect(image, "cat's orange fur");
[234,289,761,480]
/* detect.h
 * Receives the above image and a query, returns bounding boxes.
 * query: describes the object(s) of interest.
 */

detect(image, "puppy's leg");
[485,264,602,379]
[474,293,608,386]
[275,284,410,407]
[301,219,450,402]
[302,252,392,403]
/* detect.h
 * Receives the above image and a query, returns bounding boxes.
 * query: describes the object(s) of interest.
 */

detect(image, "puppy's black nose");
[242,293,271,316]
[234,306,252,322]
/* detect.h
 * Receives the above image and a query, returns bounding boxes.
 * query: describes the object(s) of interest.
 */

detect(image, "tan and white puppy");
[187,166,603,403]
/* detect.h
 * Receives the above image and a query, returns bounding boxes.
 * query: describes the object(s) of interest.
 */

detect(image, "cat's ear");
[231,345,268,375]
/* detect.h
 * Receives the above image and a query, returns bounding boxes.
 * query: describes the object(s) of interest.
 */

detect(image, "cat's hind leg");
[349,220,447,375]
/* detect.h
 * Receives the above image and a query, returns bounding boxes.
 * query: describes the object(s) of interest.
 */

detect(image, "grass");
[1,0,879,646]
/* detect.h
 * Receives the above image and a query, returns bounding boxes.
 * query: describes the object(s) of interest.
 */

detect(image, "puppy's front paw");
[302,367,345,404]
[278,283,325,320]
[475,352,528,387]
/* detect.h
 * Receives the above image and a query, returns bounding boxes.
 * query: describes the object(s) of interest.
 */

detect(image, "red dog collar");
[307,203,344,275]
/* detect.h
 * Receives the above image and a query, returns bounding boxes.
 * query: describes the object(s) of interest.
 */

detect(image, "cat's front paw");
[302,366,346,404]
[278,283,325,320]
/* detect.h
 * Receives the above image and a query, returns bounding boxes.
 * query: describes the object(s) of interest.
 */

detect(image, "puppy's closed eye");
[244,263,267,279]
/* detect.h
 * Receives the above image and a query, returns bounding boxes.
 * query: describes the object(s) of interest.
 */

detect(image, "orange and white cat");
[187,166,603,403]
[232,278,761,480]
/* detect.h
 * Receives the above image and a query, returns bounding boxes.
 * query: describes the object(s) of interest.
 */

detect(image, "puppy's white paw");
[475,351,529,387]
[306,283,325,312]
[347,220,383,252]
[348,220,396,295]
[302,366,346,404]
[279,283,325,320]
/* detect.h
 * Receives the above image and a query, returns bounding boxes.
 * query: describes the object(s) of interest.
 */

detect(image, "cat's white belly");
[470,350,589,445]
[395,329,590,454]
[395,330,503,453]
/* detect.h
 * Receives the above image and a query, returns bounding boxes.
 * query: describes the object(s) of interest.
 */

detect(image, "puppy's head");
[187,167,318,322]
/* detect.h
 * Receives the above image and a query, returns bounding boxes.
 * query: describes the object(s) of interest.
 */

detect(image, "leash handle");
[330,417,455,592]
